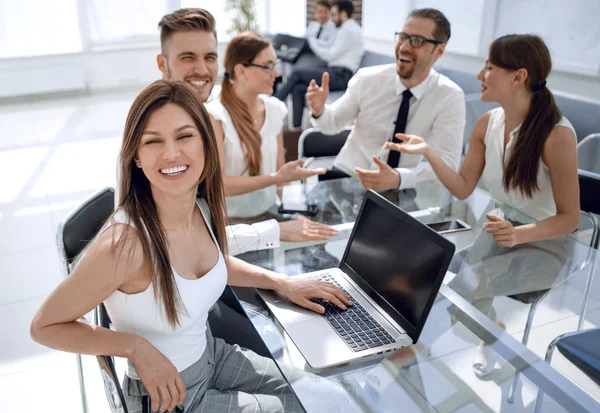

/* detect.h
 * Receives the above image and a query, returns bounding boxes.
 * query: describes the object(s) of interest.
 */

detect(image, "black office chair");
[298,127,350,159]
[533,328,600,412]
[95,303,129,413]
[56,187,117,413]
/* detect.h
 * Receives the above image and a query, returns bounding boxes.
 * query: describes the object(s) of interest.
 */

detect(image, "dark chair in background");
[533,327,600,412]
[57,187,116,413]
[298,127,351,159]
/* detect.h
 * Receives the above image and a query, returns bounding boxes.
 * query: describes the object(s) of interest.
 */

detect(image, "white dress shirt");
[308,18,364,73]
[306,20,336,48]
[226,220,280,256]
[311,64,465,189]
[481,107,576,221]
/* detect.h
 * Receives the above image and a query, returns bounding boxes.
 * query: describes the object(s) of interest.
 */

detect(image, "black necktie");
[387,89,413,168]
[316,26,323,39]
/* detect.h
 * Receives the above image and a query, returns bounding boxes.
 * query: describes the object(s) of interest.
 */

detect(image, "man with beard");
[274,0,364,129]
[155,8,338,256]
[307,8,465,190]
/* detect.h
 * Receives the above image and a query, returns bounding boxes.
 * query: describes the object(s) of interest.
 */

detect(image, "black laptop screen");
[343,195,449,333]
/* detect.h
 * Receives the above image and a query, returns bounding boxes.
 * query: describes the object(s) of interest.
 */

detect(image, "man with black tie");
[275,0,364,129]
[307,8,465,191]
[306,0,336,48]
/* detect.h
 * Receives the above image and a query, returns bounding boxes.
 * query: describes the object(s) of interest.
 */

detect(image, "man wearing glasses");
[275,0,364,129]
[307,8,465,190]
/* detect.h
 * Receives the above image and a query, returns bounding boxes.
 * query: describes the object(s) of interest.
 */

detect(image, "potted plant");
[226,0,259,34]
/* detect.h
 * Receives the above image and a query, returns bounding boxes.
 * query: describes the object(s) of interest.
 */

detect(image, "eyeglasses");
[394,32,442,48]
[242,59,280,72]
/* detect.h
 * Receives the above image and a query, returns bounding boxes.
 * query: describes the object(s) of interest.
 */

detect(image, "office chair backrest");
[59,187,115,266]
[298,128,351,159]
[359,51,395,68]
[579,170,600,217]
[578,134,600,174]
[554,92,600,143]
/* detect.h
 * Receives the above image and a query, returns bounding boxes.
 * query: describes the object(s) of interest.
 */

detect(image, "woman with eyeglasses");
[207,32,328,219]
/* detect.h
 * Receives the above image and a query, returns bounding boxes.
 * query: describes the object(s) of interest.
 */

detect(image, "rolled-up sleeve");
[226,219,280,256]
[396,90,465,189]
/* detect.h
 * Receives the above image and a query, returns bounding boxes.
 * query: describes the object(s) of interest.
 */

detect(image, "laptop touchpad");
[260,290,317,323]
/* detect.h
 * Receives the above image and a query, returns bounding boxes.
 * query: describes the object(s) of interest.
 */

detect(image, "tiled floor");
[1,89,599,412]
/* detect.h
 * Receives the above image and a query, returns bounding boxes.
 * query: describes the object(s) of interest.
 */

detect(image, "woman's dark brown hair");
[220,32,271,176]
[489,34,562,198]
[116,80,228,328]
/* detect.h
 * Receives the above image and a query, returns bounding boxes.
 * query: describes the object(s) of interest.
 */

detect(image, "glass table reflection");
[230,177,600,412]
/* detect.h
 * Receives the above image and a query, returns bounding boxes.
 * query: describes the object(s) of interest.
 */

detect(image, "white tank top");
[481,107,576,221]
[206,95,288,217]
[103,199,227,378]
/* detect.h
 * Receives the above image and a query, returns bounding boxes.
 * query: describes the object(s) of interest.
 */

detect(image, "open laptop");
[258,190,455,369]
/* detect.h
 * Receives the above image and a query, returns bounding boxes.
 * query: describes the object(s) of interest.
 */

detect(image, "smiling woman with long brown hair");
[30,80,351,412]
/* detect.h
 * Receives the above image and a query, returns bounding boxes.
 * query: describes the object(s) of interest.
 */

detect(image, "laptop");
[258,190,455,369]
[271,33,307,63]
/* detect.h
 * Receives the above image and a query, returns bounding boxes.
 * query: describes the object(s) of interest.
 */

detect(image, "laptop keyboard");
[309,273,396,352]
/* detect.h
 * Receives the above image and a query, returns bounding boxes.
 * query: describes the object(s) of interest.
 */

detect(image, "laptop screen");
[341,191,454,341]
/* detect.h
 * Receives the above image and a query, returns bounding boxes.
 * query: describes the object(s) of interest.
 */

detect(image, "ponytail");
[503,85,561,198]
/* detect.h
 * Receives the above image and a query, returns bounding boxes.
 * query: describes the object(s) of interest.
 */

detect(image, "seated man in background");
[275,0,364,129]
[307,8,465,189]
[156,8,337,255]
[306,0,336,49]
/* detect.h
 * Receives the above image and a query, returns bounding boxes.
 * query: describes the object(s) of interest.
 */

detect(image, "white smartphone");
[426,218,471,234]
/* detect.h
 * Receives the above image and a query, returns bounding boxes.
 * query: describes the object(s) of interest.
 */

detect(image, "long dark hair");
[116,80,228,328]
[221,31,270,176]
[489,34,562,198]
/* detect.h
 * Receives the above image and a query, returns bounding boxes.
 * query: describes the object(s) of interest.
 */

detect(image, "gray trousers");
[123,328,305,413]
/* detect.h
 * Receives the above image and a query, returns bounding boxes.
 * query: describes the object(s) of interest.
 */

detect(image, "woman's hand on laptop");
[279,278,353,314]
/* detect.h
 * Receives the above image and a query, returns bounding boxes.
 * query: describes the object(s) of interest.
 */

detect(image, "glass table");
[230,178,600,412]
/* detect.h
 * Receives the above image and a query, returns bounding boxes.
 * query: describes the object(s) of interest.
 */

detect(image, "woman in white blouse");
[207,32,326,218]
[386,34,580,376]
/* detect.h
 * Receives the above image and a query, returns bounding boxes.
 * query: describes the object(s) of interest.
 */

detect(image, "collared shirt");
[227,219,280,256]
[306,20,336,48]
[308,18,364,73]
[311,64,465,189]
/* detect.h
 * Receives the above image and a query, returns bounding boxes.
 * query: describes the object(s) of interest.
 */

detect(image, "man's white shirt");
[311,64,465,189]
[308,18,364,73]
[306,20,336,48]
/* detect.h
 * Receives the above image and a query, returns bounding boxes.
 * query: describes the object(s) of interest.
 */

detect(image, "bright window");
[0,0,82,58]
